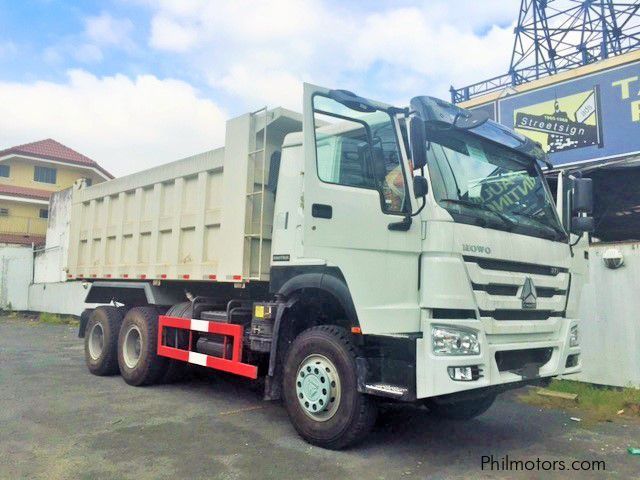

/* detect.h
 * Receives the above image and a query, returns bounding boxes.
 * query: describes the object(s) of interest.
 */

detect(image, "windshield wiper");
[440,198,515,230]
[507,211,566,241]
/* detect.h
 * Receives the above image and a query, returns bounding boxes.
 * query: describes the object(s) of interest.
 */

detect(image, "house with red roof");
[0,139,113,246]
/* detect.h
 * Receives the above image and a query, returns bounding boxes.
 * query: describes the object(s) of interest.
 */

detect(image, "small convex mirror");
[571,216,595,234]
[413,176,428,198]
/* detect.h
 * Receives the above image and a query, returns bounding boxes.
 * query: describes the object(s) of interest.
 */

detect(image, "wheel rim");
[88,323,104,360]
[123,325,142,369]
[295,354,341,422]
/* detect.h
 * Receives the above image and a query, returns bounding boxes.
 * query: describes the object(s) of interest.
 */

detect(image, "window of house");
[0,165,9,178]
[39,209,49,219]
[85,178,92,187]
[34,166,57,184]
[0,208,9,216]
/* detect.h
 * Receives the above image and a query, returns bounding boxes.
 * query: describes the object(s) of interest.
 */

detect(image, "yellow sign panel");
[513,88,602,154]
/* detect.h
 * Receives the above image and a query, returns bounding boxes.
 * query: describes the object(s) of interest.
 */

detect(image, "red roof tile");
[0,233,45,246]
[0,184,53,200]
[0,139,113,179]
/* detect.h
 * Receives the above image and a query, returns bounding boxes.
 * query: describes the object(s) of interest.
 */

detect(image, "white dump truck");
[72,84,593,449]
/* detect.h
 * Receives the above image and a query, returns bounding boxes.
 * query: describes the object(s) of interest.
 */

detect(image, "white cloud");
[143,0,518,109]
[74,44,104,63]
[39,12,137,67]
[150,15,198,52]
[0,71,227,176]
[84,12,135,49]
[3,1,522,177]
[348,8,514,94]
[212,65,303,110]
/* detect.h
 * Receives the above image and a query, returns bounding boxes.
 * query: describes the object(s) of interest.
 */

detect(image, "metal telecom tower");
[451,0,640,103]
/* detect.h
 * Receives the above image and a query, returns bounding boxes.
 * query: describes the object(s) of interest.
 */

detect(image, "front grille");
[464,256,567,276]
[472,283,566,298]
[495,348,553,372]
[466,256,570,322]
[472,283,518,296]
[432,308,477,319]
[537,287,566,298]
[479,309,564,321]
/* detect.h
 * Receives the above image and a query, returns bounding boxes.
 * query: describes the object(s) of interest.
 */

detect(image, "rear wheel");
[283,325,377,450]
[84,306,124,376]
[118,306,168,386]
[160,302,192,383]
[425,392,497,420]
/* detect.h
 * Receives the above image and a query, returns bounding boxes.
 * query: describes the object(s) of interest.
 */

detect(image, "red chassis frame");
[157,315,258,379]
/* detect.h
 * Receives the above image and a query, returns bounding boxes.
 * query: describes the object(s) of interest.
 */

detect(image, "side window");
[0,165,9,177]
[312,95,407,214]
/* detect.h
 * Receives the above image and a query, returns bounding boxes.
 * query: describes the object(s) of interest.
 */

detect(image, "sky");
[0,0,520,176]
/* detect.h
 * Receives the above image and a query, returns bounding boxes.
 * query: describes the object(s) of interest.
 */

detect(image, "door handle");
[312,203,332,219]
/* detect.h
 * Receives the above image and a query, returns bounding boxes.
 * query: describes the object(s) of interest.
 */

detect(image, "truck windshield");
[425,128,567,242]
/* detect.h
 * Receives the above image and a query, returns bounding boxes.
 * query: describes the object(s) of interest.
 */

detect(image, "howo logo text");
[462,244,492,255]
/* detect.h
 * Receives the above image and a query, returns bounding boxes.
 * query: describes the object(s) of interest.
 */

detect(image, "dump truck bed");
[66,108,302,283]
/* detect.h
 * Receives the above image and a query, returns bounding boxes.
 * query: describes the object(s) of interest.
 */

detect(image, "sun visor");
[411,95,547,164]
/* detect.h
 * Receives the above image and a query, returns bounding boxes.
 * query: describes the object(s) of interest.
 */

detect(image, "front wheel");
[282,326,377,450]
[425,392,497,420]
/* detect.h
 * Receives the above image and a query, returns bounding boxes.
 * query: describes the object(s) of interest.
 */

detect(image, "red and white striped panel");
[157,315,258,379]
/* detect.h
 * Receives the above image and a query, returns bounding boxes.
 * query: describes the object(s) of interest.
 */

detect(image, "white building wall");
[34,187,73,283]
[575,242,640,388]
[0,245,33,311]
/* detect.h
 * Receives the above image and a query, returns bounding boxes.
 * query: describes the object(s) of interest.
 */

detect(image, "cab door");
[301,83,422,334]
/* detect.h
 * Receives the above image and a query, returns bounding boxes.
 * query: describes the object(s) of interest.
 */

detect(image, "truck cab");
[268,83,590,425]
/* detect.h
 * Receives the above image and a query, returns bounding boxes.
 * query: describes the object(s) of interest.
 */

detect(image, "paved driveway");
[1,317,638,479]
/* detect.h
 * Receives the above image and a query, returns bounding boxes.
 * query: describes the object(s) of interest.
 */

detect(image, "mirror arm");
[388,216,412,231]
[570,232,584,248]
[411,197,427,218]
[387,106,410,116]
[387,197,426,231]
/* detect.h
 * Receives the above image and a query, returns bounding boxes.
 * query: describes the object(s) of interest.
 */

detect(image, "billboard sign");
[471,56,640,167]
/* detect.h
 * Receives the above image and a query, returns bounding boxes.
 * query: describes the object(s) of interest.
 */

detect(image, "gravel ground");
[1,316,639,479]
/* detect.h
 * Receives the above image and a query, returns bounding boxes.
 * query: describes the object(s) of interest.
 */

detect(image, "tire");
[283,325,377,450]
[117,306,168,386]
[84,306,124,376]
[160,302,192,384]
[425,392,497,420]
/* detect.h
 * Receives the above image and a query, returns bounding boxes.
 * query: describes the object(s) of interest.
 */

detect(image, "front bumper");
[415,316,581,399]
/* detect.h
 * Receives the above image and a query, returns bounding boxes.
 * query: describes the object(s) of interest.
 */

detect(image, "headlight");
[432,326,480,356]
[569,325,579,347]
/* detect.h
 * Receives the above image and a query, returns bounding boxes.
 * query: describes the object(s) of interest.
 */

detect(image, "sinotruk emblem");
[521,277,537,309]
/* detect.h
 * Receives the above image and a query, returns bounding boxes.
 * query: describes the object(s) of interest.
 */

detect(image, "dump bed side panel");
[66,108,303,283]
[67,149,227,281]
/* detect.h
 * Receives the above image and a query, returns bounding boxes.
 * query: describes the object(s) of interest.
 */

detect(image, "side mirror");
[572,177,593,215]
[413,175,428,198]
[571,216,595,235]
[409,117,427,169]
